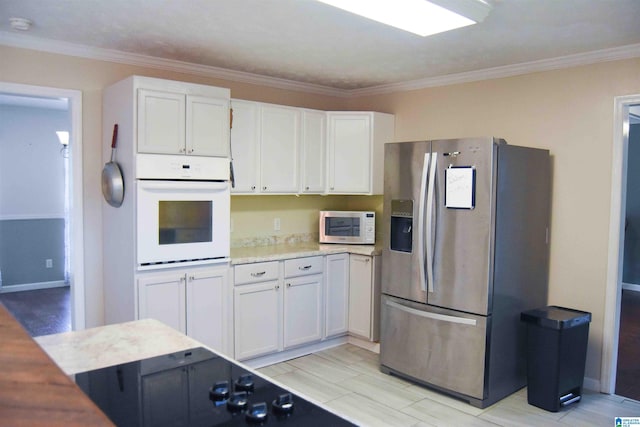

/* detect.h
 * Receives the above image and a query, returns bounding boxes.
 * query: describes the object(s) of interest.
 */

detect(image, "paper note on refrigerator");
[445,167,475,209]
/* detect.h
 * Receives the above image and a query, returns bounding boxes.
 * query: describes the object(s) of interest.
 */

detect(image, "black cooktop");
[75,347,356,426]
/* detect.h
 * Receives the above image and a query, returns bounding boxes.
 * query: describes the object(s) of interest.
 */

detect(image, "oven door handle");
[139,180,229,192]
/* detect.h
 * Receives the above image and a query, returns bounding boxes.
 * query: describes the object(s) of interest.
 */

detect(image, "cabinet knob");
[179,147,186,153]
[305,186,310,190]
[330,186,335,190]
[275,285,280,290]
[189,275,195,281]
[263,186,267,190]
[251,186,256,190]
[287,283,291,287]
[188,148,194,154]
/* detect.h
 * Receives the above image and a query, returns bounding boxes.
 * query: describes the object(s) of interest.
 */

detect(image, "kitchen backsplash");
[230,194,382,247]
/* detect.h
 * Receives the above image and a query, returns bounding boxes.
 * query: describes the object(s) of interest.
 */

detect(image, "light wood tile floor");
[258,344,640,427]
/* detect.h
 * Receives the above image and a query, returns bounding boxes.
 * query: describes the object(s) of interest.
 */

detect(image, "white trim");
[2,31,640,97]
[622,283,640,292]
[0,81,85,331]
[0,281,67,294]
[241,336,349,369]
[0,214,65,220]
[602,94,640,394]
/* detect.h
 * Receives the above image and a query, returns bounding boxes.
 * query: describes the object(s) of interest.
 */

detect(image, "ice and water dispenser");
[390,200,413,253]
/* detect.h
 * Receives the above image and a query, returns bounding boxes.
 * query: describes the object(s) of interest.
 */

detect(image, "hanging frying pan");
[102,124,124,207]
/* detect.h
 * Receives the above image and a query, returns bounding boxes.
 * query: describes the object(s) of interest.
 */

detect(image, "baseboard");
[241,336,349,369]
[0,280,68,293]
[347,336,380,353]
[583,376,600,392]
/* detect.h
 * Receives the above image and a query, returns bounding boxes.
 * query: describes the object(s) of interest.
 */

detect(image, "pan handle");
[111,124,119,149]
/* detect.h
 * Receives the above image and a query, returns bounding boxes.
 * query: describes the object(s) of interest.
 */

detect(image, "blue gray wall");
[0,103,69,288]
[623,123,640,284]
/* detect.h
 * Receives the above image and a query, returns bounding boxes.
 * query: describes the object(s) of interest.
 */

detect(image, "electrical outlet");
[274,218,281,231]
[46,259,53,269]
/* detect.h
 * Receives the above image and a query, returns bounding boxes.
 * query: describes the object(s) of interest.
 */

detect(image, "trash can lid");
[520,305,591,329]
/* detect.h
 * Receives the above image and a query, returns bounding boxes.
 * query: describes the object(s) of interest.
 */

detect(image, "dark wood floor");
[615,289,640,401]
[0,286,71,337]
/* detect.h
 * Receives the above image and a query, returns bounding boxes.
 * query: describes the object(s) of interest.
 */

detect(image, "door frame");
[601,94,640,393]
[0,81,85,330]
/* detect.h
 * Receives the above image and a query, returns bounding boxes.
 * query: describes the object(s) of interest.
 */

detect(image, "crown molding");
[0,31,350,98]
[2,31,639,99]
[350,43,640,97]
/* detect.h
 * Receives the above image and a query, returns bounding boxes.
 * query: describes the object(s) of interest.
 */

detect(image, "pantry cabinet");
[326,112,394,195]
[348,254,381,341]
[324,253,350,338]
[137,265,230,353]
[138,89,229,157]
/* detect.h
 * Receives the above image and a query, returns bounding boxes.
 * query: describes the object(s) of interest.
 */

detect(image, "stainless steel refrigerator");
[380,137,551,408]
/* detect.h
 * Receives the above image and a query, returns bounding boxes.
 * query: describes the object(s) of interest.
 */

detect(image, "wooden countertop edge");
[0,303,114,426]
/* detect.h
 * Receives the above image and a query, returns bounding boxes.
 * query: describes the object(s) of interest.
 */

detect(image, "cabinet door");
[138,89,186,154]
[327,113,371,194]
[348,254,373,339]
[186,266,229,353]
[325,253,349,338]
[138,272,186,334]
[283,274,323,348]
[234,281,281,360]
[230,100,259,193]
[186,95,229,157]
[259,105,300,193]
[300,110,325,193]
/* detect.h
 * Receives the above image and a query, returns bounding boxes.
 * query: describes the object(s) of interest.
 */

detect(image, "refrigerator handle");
[417,153,430,292]
[426,152,438,293]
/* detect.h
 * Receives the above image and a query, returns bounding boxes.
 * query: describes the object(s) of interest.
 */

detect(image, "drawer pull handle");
[251,271,266,277]
[299,265,312,270]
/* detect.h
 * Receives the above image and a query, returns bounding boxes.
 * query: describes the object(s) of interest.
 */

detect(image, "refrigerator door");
[382,141,431,302]
[380,295,488,400]
[427,138,502,315]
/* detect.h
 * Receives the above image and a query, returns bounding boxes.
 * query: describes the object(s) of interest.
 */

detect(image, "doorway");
[0,81,84,333]
[602,95,640,397]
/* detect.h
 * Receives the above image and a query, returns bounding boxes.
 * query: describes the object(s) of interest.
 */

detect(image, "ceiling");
[1,0,640,94]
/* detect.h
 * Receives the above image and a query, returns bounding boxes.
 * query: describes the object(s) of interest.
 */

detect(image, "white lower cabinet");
[234,280,282,360]
[137,264,230,354]
[283,273,323,348]
[348,254,381,341]
[233,257,323,361]
[324,253,349,338]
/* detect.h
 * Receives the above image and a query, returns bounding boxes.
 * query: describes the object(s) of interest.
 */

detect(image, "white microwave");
[319,211,375,244]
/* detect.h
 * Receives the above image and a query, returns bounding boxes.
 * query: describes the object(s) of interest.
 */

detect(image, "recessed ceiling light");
[9,17,33,31]
[317,0,491,37]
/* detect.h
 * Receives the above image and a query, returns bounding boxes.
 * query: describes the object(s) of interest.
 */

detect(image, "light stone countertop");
[35,318,201,376]
[230,242,382,265]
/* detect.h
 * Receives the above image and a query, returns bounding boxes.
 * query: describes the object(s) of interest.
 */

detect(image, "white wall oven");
[137,180,230,267]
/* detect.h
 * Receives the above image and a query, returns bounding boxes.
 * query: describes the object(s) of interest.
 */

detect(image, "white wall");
[0,105,68,218]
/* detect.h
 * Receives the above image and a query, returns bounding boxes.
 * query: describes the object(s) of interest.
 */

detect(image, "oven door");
[137,180,230,266]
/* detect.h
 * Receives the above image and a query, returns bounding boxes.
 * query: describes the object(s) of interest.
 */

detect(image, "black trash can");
[520,306,591,412]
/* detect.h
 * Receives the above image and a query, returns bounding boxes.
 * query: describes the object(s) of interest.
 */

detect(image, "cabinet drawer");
[284,256,323,278]
[234,262,279,285]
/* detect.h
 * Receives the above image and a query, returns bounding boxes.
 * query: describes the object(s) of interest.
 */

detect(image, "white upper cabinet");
[259,104,300,193]
[300,110,326,194]
[187,95,230,157]
[326,112,394,195]
[137,88,230,157]
[230,100,260,193]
